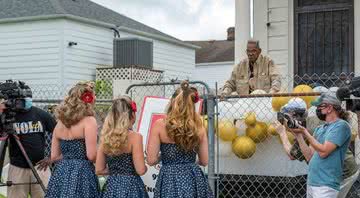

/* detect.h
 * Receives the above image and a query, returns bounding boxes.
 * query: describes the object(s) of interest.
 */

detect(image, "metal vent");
[113,38,153,68]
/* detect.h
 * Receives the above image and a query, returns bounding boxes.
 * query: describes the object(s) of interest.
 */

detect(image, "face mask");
[24,97,32,110]
[316,108,326,121]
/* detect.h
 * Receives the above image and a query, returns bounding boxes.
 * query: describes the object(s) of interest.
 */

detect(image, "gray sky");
[91,0,235,41]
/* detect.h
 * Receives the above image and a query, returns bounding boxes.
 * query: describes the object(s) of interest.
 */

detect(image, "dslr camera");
[277,108,306,129]
[0,80,32,132]
[336,76,360,112]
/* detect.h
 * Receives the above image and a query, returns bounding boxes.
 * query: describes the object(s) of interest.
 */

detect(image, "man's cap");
[311,91,341,107]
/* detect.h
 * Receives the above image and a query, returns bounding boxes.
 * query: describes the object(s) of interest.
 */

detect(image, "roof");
[0,0,195,48]
[186,40,234,64]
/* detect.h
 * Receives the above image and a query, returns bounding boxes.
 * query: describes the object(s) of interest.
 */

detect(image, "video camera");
[0,80,32,132]
[336,76,360,112]
[277,108,306,129]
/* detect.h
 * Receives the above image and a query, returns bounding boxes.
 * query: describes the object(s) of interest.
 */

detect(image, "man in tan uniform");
[222,40,281,95]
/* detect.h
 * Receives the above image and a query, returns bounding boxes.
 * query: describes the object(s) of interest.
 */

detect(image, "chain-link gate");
[125,80,217,192]
[214,73,360,198]
[9,73,360,198]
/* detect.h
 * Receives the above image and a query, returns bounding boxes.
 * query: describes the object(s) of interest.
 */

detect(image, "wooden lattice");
[96,65,163,82]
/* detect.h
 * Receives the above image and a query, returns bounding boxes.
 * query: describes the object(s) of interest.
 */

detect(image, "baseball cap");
[311,91,341,107]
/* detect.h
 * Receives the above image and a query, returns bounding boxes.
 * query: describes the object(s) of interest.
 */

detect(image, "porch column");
[235,0,251,64]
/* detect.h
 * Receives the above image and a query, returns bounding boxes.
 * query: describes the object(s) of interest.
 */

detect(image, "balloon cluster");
[207,84,326,160]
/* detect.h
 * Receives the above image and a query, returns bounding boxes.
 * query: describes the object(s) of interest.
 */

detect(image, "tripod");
[0,130,46,193]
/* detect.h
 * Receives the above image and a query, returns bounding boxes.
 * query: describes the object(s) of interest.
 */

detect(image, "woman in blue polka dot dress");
[45,82,100,198]
[96,96,148,198]
[147,81,214,198]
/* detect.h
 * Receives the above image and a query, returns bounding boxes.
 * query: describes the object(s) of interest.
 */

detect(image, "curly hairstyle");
[165,81,203,152]
[101,96,135,156]
[55,81,95,128]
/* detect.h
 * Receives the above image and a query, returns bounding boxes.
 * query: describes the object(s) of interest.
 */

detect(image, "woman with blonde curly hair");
[95,96,148,198]
[147,81,214,198]
[45,81,99,198]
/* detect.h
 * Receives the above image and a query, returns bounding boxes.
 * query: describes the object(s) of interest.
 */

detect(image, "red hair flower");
[130,101,137,112]
[193,91,199,103]
[81,91,94,104]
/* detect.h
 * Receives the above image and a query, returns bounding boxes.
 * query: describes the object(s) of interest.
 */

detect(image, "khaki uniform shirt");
[222,54,281,95]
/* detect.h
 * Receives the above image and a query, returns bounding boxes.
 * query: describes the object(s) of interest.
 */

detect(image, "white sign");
[137,96,203,197]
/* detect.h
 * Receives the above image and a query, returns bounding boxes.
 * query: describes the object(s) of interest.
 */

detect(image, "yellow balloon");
[232,136,256,159]
[267,124,278,136]
[245,112,257,126]
[246,122,268,143]
[217,120,238,141]
[272,96,290,112]
[201,115,218,132]
[293,85,316,108]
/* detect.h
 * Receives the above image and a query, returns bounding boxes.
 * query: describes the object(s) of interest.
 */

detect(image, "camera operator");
[279,92,352,198]
[274,95,359,198]
[0,88,56,198]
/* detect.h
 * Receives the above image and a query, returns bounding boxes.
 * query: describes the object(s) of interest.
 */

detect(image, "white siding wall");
[192,62,234,90]
[63,20,113,86]
[254,0,293,91]
[0,19,63,85]
[63,20,195,86]
[0,18,195,97]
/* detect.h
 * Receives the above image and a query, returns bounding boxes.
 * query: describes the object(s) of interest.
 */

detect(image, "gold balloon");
[246,122,268,143]
[201,115,218,132]
[232,136,256,159]
[217,120,238,141]
[293,85,316,109]
[245,112,257,127]
[271,96,290,112]
[267,124,278,136]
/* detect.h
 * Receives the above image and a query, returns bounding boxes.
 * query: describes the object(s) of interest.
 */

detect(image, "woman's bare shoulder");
[154,118,166,128]
[81,116,97,124]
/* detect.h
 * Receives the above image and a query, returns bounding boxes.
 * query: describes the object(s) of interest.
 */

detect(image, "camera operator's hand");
[36,157,52,171]
[288,125,307,135]
[273,121,286,135]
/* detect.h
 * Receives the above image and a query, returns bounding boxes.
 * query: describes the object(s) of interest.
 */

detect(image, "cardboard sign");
[137,96,203,197]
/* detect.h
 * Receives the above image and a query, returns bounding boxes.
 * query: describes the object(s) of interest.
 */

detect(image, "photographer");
[279,92,352,198]
[0,87,56,198]
[274,96,359,198]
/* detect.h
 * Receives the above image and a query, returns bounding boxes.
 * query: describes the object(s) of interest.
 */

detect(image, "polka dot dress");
[45,139,100,198]
[154,143,214,198]
[101,153,149,198]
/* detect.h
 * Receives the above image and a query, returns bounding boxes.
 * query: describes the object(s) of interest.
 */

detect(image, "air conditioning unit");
[113,38,153,68]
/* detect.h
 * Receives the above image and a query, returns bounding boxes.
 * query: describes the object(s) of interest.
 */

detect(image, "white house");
[236,0,360,80]
[188,27,235,90]
[221,1,360,197]
[0,0,198,91]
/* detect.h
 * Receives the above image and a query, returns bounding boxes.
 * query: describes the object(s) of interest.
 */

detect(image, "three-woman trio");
[44,81,214,198]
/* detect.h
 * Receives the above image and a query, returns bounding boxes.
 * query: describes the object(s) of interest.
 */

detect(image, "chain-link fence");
[215,73,360,198]
[7,72,360,198]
